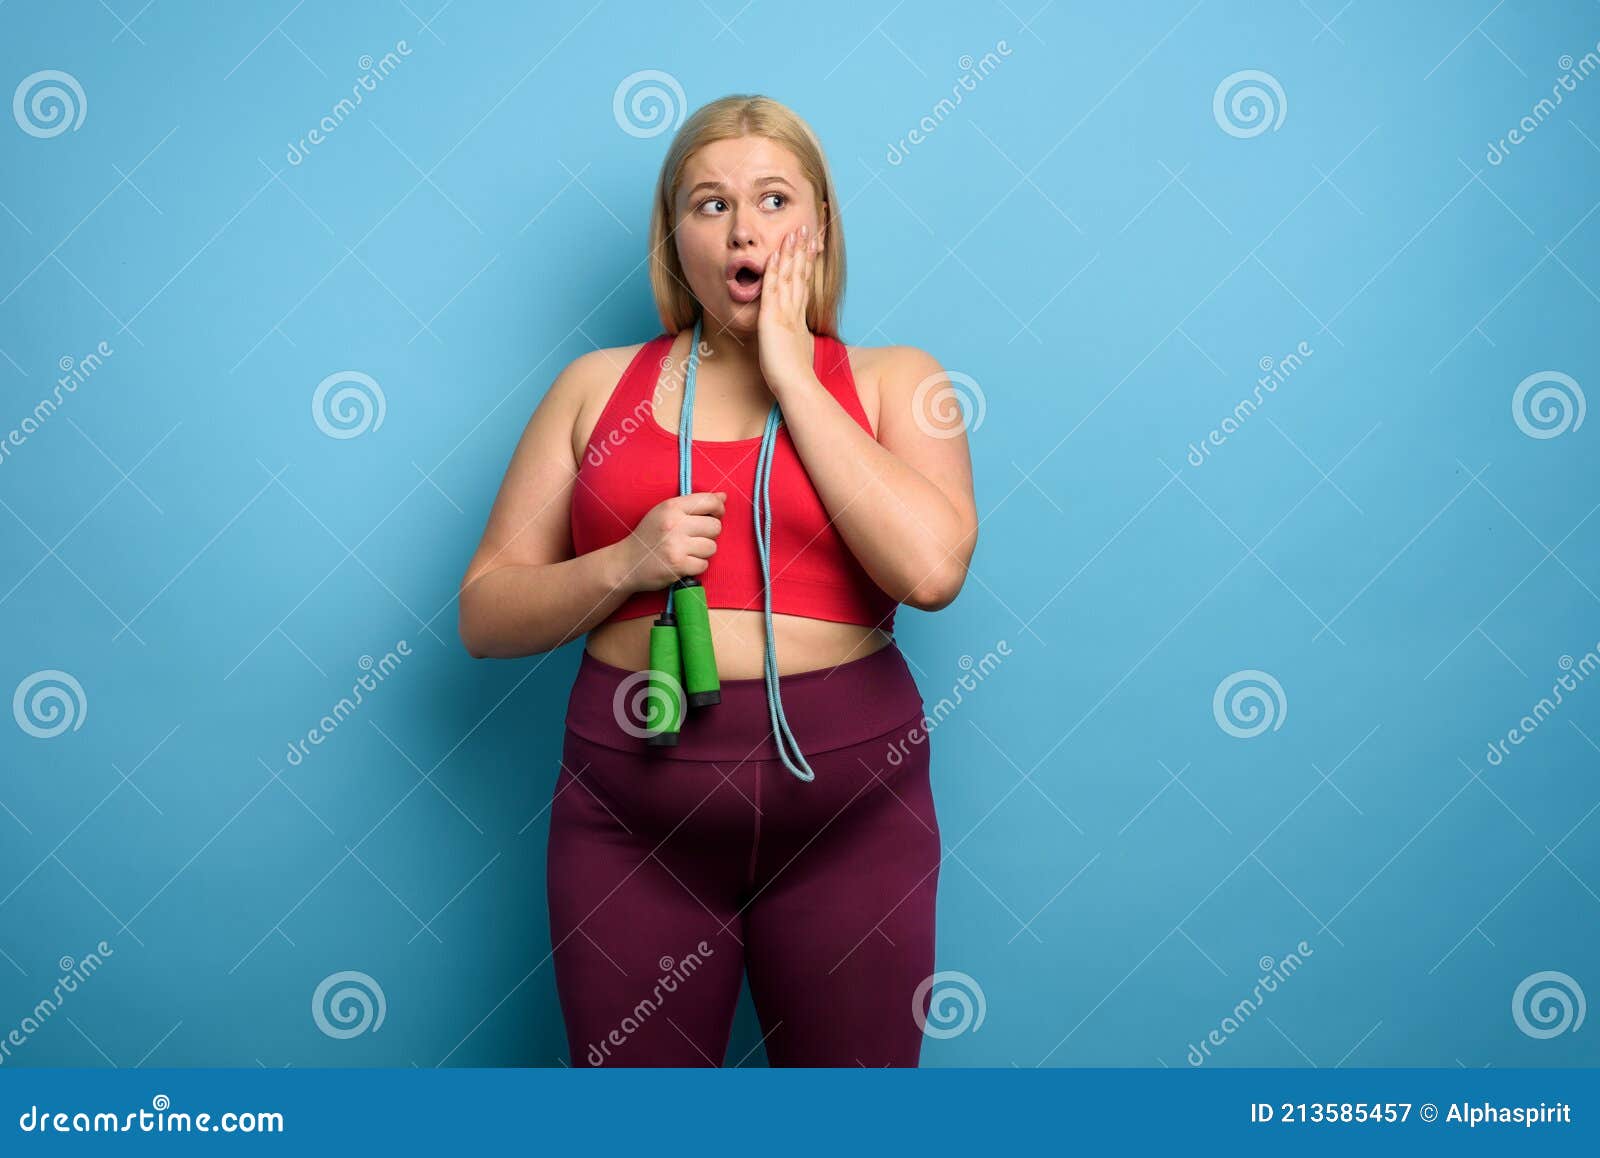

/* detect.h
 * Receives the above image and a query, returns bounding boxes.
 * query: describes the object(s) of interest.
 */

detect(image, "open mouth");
[725,261,765,303]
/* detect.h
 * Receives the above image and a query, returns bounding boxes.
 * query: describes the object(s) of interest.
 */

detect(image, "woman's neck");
[696,317,764,385]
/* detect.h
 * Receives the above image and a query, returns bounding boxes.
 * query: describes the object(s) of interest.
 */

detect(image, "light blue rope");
[678,316,815,782]
[665,319,702,620]
[753,401,816,781]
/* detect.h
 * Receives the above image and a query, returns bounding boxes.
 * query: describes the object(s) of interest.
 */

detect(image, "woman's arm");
[460,546,640,659]
[457,351,638,658]
[775,345,978,611]
[458,350,729,659]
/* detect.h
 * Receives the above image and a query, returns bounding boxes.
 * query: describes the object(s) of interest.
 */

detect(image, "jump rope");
[642,314,817,783]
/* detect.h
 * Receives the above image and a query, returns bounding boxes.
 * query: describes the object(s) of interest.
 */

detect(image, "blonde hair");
[648,94,845,338]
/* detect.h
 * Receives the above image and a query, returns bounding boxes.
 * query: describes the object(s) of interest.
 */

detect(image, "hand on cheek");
[756,224,823,394]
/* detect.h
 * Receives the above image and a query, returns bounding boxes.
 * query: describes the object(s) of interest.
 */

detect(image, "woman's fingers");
[796,227,809,308]
[763,233,782,295]
[778,228,797,308]
[801,227,817,301]
[764,226,819,319]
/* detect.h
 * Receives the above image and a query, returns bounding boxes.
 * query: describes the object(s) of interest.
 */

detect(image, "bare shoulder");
[845,342,943,391]
[560,340,645,397]
[844,343,943,438]
[564,340,652,463]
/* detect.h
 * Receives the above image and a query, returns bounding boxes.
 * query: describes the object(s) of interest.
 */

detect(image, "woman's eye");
[698,193,785,214]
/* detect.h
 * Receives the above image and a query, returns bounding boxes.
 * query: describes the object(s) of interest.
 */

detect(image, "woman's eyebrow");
[685,174,796,196]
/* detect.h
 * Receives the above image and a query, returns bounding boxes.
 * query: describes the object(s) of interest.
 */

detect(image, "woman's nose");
[728,207,762,246]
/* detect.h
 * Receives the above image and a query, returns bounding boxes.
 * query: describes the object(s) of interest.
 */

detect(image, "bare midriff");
[585,610,890,678]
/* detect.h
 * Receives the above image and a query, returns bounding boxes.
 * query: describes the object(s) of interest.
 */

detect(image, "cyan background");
[1,0,1596,1068]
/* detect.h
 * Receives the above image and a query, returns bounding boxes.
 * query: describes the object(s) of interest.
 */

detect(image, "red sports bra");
[570,331,898,633]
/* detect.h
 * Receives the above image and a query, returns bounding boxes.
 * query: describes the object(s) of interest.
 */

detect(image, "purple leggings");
[547,640,940,1067]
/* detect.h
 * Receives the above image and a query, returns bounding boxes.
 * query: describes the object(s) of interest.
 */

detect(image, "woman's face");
[673,135,822,333]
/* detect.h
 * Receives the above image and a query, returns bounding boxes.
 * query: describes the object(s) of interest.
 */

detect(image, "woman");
[458,95,978,1066]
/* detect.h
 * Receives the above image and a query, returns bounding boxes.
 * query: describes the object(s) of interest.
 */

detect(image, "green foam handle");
[672,578,721,707]
[646,613,684,745]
